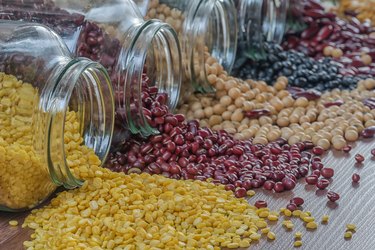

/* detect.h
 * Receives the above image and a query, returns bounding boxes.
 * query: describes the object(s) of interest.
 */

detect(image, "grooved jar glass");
[0,21,114,211]
[0,0,181,146]
[235,0,289,61]
[136,0,238,95]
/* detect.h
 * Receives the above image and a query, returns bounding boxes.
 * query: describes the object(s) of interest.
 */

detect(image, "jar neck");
[39,57,114,188]
[237,0,288,60]
[262,0,289,44]
[180,0,237,92]
[115,19,181,137]
[237,0,266,60]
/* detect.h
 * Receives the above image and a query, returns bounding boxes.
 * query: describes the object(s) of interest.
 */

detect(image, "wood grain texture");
[1,140,375,250]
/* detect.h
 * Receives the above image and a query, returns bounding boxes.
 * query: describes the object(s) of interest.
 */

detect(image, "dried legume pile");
[233,42,363,91]
[179,70,375,149]
[336,0,375,25]
[106,73,375,196]
[22,112,275,249]
[283,0,375,77]
[0,73,57,210]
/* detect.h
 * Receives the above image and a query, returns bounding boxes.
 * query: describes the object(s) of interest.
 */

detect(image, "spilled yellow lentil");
[321,215,330,224]
[21,113,272,249]
[295,232,302,239]
[294,240,303,247]
[344,231,353,239]
[346,223,357,232]
[9,220,19,226]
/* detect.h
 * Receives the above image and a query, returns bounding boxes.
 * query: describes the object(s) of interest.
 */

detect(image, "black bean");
[233,42,366,91]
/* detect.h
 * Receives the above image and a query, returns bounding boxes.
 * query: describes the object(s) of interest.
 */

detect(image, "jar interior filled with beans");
[0,0,182,143]
[0,21,114,211]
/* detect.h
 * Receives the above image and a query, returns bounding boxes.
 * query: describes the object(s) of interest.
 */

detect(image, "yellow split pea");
[5,74,272,248]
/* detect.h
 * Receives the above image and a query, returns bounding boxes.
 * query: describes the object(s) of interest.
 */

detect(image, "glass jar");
[0,21,114,211]
[137,0,238,96]
[0,0,181,144]
[235,0,289,61]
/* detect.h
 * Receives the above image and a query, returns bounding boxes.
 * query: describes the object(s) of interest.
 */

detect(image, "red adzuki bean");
[352,173,360,183]
[290,197,304,206]
[327,191,340,202]
[316,179,330,189]
[306,175,318,185]
[286,203,298,212]
[321,168,334,179]
[312,146,325,155]
[342,145,352,153]
[255,200,268,209]
[355,154,365,163]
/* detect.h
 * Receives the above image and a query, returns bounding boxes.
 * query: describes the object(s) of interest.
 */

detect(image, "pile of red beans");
[105,75,338,198]
[283,0,375,77]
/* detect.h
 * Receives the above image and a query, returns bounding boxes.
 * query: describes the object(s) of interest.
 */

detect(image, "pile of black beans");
[233,43,365,91]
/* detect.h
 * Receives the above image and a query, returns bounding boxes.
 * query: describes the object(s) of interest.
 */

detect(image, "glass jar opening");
[44,59,114,188]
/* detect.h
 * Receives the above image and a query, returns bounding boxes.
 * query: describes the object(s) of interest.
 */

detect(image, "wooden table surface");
[1,139,375,250]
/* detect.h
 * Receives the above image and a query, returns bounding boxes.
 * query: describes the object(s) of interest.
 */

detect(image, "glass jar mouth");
[114,19,181,137]
[262,0,289,44]
[40,58,114,189]
[182,0,237,91]
[237,0,289,61]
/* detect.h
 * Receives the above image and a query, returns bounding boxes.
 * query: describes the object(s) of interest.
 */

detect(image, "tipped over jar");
[0,0,182,146]
[136,0,238,97]
[235,0,289,61]
[0,21,114,211]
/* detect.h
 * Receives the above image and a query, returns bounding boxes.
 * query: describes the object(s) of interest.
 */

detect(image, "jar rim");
[114,19,181,137]
[42,57,114,189]
[182,0,238,91]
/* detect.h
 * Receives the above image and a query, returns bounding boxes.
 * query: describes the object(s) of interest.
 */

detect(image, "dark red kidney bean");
[315,25,333,41]
[293,90,322,101]
[323,100,344,108]
[301,25,320,40]
[244,109,271,119]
